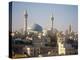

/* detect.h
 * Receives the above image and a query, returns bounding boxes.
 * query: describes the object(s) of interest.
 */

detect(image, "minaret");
[69,24,72,34]
[51,14,54,31]
[24,10,28,36]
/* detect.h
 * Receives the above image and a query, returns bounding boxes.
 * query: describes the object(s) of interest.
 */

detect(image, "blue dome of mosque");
[32,24,43,32]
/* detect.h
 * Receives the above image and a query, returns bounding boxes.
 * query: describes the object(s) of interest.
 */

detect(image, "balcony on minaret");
[51,16,54,21]
[24,11,28,18]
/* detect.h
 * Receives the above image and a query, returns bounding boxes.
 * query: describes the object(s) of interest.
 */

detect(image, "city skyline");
[12,2,78,32]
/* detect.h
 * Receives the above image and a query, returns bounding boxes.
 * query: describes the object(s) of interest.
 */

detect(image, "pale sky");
[12,2,78,32]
